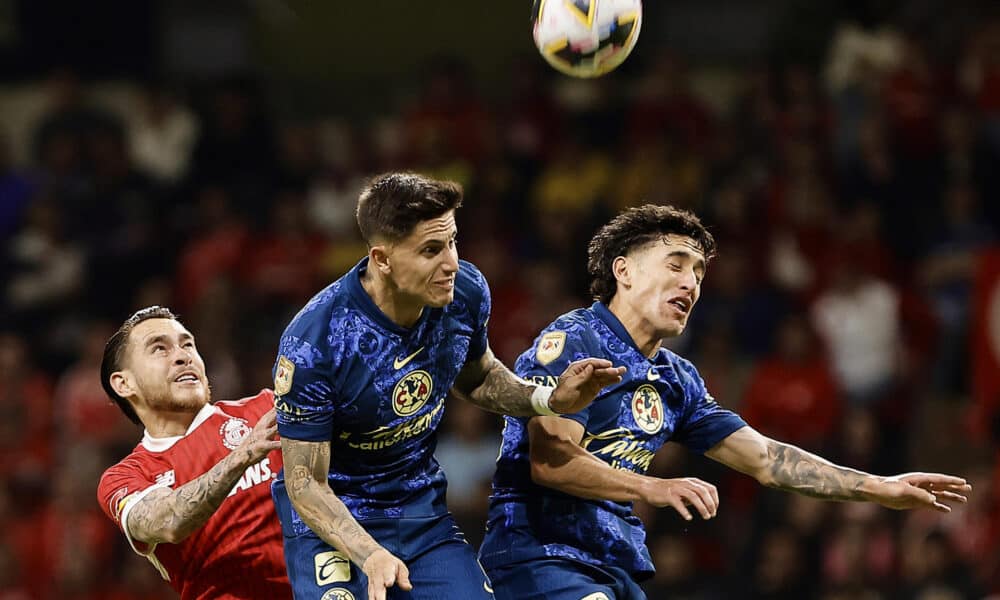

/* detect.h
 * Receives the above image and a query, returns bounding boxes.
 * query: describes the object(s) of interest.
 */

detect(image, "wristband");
[530,385,558,416]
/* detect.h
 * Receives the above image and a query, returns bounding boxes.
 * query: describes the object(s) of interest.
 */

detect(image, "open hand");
[240,407,282,463]
[550,358,626,414]
[869,473,971,512]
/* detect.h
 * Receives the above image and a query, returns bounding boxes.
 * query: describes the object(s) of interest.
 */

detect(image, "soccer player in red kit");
[96,306,291,599]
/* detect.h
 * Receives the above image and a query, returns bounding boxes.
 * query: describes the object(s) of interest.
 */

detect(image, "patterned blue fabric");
[272,485,495,600]
[479,302,746,579]
[489,557,646,600]
[272,257,491,522]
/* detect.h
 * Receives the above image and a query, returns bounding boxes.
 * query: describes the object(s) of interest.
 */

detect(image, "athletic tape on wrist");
[530,385,558,416]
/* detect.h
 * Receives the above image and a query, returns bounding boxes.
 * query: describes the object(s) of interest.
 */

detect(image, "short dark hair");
[101,306,179,425]
[587,204,717,304]
[355,172,464,244]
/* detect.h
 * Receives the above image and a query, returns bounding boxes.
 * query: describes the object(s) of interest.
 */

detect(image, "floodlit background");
[1,1,999,597]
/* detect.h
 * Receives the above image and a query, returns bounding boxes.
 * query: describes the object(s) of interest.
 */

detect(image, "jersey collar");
[141,402,217,452]
[591,301,665,363]
[347,257,424,335]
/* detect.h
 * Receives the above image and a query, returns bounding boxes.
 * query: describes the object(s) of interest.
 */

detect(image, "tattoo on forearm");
[765,440,868,501]
[129,446,254,544]
[283,439,381,566]
[468,356,536,416]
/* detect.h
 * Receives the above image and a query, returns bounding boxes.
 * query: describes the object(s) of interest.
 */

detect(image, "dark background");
[1,0,999,597]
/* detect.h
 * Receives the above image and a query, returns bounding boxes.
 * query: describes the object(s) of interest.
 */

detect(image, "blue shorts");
[273,485,493,599]
[487,557,645,600]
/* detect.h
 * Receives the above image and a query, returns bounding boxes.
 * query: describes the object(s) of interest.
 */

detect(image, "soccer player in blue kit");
[480,204,973,600]
[270,172,626,600]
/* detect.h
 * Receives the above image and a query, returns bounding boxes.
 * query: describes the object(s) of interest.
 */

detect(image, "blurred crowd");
[2,15,1000,600]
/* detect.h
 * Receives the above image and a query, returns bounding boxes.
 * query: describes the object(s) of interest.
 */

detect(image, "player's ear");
[369,244,392,274]
[612,255,630,289]
[110,370,136,399]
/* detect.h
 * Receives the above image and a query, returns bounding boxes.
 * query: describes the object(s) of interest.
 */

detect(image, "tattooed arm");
[281,438,382,564]
[127,408,280,545]
[451,346,625,416]
[281,438,411,598]
[705,426,971,511]
[451,347,535,416]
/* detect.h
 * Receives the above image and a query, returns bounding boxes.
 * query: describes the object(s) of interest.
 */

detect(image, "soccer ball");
[532,0,642,78]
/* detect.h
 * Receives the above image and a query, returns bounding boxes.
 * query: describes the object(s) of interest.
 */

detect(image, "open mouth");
[668,296,691,315]
[174,371,201,384]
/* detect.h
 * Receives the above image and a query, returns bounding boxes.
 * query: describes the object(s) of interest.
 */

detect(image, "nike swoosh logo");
[646,368,660,381]
[393,347,424,370]
[484,581,494,594]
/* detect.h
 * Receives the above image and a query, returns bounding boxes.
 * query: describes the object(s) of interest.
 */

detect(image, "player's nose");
[677,268,697,291]
[441,246,459,272]
[172,346,194,365]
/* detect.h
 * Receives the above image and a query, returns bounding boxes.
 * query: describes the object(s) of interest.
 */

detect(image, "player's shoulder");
[659,347,697,373]
[214,389,274,418]
[99,443,156,484]
[658,348,705,394]
[283,277,349,338]
[544,306,602,345]
[446,260,491,323]
[517,306,601,370]
[455,259,488,294]
[279,268,358,365]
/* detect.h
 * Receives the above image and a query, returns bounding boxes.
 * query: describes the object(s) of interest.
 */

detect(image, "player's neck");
[361,270,424,328]
[141,406,202,438]
[607,297,662,358]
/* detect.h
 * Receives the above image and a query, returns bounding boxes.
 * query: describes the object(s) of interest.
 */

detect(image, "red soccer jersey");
[97,390,291,600]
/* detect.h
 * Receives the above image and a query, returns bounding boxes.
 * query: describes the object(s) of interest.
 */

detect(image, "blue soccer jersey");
[479,302,747,579]
[272,257,490,525]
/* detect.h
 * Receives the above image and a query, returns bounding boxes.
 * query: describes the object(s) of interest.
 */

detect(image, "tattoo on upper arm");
[765,440,867,501]
[127,487,173,542]
[128,446,253,544]
[284,438,330,484]
[288,465,312,495]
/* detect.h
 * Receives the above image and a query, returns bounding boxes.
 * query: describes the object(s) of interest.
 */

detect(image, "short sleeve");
[273,324,340,443]
[671,359,747,454]
[514,321,595,428]
[97,464,163,555]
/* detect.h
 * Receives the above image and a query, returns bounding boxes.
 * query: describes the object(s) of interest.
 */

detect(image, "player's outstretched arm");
[127,408,281,545]
[705,426,971,511]
[528,416,719,520]
[281,438,412,600]
[451,346,625,416]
